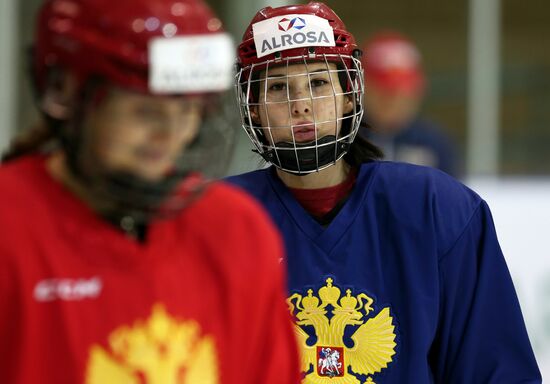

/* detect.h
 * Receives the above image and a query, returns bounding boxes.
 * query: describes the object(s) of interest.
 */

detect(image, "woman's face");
[251,62,354,145]
[83,88,203,182]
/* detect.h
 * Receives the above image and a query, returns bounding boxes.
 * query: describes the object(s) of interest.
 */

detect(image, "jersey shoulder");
[225,168,273,200]
[199,179,273,221]
[369,161,483,254]
[185,179,282,254]
[0,156,54,266]
[0,155,41,194]
[370,161,479,204]
[180,180,285,284]
[0,156,48,217]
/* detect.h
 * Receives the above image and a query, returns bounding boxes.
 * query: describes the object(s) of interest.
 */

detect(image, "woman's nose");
[290,91,311,116]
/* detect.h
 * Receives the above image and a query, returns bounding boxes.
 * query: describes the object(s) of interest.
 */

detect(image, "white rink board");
[467,178,550,380]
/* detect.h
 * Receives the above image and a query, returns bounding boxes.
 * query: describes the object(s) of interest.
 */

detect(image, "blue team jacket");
[227,161,541,383]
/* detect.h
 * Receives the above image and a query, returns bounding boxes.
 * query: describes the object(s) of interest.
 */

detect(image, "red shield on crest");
[316,346,344,377]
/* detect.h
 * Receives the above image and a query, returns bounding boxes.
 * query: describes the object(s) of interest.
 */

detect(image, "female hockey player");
[229,2,541,383]
[0,0,299,382]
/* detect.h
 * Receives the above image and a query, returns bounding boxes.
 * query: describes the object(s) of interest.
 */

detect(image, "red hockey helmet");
[361,31,426,96]
[237,2,358,69]
[31,0,236,224]
[34,0,233,95]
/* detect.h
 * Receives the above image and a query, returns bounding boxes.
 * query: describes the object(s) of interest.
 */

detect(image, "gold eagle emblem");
[288,278,397,383]
[85,304,219,384]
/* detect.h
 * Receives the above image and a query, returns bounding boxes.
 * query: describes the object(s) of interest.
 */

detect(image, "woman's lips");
[292,122,317,142]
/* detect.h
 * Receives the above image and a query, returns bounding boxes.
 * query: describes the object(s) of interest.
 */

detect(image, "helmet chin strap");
[260,135,350,175]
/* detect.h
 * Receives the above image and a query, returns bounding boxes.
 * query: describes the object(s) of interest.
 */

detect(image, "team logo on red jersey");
[278,17,306,32]
[33,277,102,302]
[85,304,219,384]
[317,346,344,377]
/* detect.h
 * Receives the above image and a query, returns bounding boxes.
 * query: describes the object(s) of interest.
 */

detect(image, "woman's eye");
[311,78,329,87]
[268,82,287,91]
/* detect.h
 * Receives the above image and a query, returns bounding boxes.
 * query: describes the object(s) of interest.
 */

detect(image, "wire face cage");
[236,53,364,174]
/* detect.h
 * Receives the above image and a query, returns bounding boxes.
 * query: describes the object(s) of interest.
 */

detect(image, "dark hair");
[1,121,57,163]
[344,121,384,167]
[2,66,107,164]
[2,55,66,164]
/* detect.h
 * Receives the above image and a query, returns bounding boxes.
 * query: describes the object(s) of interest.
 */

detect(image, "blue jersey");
[227,162,541,383]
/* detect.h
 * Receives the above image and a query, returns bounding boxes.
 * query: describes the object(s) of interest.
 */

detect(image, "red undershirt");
[288,169,358,219]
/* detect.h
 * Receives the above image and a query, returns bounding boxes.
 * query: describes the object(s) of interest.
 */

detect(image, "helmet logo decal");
[149,33,235,94]
[252,14,335,58]
[278,17,306,32]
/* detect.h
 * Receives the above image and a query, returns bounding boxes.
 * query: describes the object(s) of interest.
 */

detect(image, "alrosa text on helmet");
[260,30,331,55]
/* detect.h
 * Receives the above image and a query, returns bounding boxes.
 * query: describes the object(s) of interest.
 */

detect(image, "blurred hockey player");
[0,0,299,382]
[361,31,461,177]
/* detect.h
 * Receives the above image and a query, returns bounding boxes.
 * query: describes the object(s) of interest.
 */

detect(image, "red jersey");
[0,155,300,384]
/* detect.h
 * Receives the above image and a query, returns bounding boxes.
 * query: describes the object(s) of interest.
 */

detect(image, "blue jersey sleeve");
[430,200,541,383]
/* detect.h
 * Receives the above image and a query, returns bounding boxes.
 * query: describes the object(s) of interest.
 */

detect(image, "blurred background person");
[360,31,462,178]
[0,0,299,382]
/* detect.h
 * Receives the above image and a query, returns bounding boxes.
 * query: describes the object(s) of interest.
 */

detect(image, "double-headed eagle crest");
[85,305,219,384]
[288,278,397,383]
